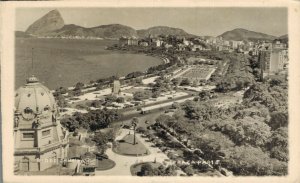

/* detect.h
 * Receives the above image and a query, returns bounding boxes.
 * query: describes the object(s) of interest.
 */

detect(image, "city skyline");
[16,7,287,37]
[10,5,291,177]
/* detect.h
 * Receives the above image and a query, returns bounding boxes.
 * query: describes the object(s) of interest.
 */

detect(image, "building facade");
[259,43,288,79]
[119,36,138,46]
[14,76,68,172]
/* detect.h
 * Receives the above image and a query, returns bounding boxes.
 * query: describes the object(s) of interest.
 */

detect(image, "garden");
[113,134,150,156]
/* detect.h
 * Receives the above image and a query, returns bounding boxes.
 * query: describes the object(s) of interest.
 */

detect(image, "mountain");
[137,26,194,38]
[278,34,288,39]
[24,9,138,39]
[26,9,64,35]
[277,34,288,43]
[23,10,196,39]
[51,24,138,38]
[15,31,32,38]
[219,28,276,41]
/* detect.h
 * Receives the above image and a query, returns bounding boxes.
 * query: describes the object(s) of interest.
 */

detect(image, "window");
[44,105,50,111]
[24,107,33,114]
[42,129,51,137]
[23,133,34,139]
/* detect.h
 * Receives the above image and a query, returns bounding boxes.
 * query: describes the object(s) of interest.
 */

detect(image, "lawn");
[113,134,150,156]
[68,99,93,109]
[181,67,215,79]
[211,93,242,108]
[96,158,116,171]
[130,162,162,176]
[122,87,147,94]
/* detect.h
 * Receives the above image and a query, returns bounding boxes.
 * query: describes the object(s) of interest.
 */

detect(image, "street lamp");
[131,117,139,145]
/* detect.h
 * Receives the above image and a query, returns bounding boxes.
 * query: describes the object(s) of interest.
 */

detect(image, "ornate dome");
[15,75,57,118]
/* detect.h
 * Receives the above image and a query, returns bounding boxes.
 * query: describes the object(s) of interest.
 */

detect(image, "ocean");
[15,38,162,89]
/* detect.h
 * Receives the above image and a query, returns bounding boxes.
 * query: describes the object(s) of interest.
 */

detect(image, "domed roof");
[15,75,57,115]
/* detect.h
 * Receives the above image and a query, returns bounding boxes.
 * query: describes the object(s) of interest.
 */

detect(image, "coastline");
[54,54,168,93]
[15,37,165,90]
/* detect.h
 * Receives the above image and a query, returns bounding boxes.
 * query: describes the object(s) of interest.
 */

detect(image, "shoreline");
[55,54,167,93]
[16,37,166,90]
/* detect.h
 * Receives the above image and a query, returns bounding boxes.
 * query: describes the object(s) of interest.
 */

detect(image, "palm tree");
[131,117,139,145]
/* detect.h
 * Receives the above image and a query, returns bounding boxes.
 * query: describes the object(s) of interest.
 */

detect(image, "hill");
[219,28,276,41]
[24,10,195,39]
[51,24,138,39]
[277,34,288,43]
[26,9,64,35]
[24,9,138,39]
[137,26,194,38]
[15,31,32,38]
[23,10,280,41]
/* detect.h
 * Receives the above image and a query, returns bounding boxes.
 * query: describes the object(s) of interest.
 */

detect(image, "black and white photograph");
[1,1,300,182]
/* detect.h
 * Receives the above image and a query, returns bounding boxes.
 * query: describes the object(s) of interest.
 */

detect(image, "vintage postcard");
[1,0,300,183]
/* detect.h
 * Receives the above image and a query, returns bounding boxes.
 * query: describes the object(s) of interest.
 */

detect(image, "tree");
[183,150,199,163]
[91,100,103,108]
[221,116,272,147]
[199,90,211,101]
[105,95,117,103]
[234,104,270,121]
[171,78,182,86]
[223,145,287,176]
[268,76,285,87]
[139,164,154,176]
[267,127,288,162]
[268,112,288,130]
[192,130,234,163]
[181,100,219,121]
[131,117,139,145]
[125,71,144,79]
[72,88,82,96]
[243,83,287,112]
[156,114,172,125]
[180,78,191,86]
[152,78,171,94]
[171,102,180,109]
[133,91,151,101]
[215,54,254,92]
[61,109,121,132]
[136,126,146,134]
[93,131,108,146]
[54,86,68,96]
[116,97,125,103]
[183,165,194,176]
[55,94,67,108]
[164,165,177,176]
[60,116,79,132]
[74,82,84,90]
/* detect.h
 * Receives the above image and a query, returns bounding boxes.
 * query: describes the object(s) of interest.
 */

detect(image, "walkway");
[95,129,170,176]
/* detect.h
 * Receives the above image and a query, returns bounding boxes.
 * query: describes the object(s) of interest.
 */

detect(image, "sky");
[16,7,288,37]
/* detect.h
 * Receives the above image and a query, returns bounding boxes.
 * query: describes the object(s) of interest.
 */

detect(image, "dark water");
[15,38,162,89]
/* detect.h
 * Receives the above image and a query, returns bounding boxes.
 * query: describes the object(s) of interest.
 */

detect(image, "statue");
[14,116,19,128]
[52,113,56,123]
[32,116,41,128]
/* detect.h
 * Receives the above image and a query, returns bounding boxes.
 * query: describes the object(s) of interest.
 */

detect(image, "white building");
[14,76,69,172]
